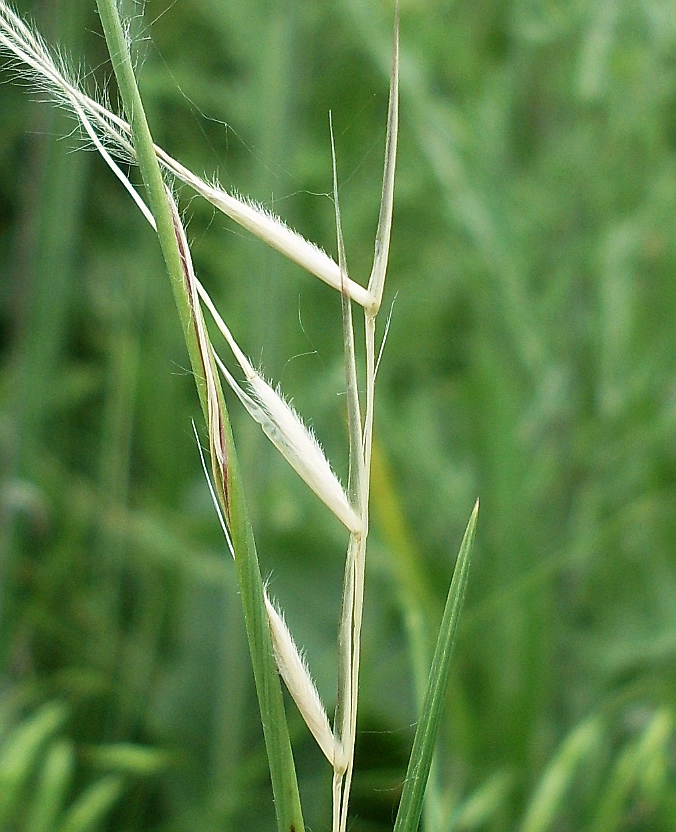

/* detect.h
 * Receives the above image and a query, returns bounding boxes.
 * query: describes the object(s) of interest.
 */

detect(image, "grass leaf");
[56,775,124,832]
[26,740,74,832]
[0,701,68,826]
[520,715,601,832]
[393,500,479,832]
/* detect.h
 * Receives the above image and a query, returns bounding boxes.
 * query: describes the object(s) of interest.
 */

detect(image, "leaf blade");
[393,500,479,832]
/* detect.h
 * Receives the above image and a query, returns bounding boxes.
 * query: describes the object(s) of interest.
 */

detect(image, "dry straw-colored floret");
[0,1,372,309]
[196,282,361,535]
[265,596,338,766]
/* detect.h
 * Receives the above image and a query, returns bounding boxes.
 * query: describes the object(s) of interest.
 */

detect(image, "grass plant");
[0,1,478,829]
[1,1,675,831]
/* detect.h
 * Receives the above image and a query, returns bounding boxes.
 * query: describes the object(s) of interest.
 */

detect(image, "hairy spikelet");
[211,348,360,534]
[0,0,373,307]
[264,595,337,765]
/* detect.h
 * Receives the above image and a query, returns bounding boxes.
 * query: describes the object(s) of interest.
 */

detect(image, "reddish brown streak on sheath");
[170,204,231,518]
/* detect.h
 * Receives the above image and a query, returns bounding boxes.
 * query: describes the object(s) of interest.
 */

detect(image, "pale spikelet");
[250,374,360,533]
[264,594,337,765]
[193,417,337,763]
[197,280,361,534]
[0,0,374,308]
[212,349,360,534]
[197,182,373,307]
[194,418,338,764]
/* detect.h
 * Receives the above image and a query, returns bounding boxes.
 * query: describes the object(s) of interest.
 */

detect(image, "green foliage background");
[0,0,674,830]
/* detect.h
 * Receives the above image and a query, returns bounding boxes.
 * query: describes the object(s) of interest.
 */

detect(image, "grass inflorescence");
[1,1,674,831]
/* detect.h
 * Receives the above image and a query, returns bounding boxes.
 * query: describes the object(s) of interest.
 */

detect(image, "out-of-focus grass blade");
[590,707,672,832]
[393,500,479,832]
[452,770,513,830]
[84,743,175,776]
[26,740,74,832]
[56,775,124,832]
[519,715,601,832]
[0,701,68,825]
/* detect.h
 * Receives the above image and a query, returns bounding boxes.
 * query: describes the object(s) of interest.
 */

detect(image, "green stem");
[93,3,304,830]
[94,0,206,413]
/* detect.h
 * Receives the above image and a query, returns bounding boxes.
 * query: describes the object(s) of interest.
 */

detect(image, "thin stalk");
[93,2,304,829]
[329,112,363,506]
[335,531,357,757]
[335,8,399,827]
[93,0,205,412]
[337,313,377,832]
[330,108,365,825]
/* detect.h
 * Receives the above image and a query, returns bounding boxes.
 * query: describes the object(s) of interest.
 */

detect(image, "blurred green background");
[1,0,675,830]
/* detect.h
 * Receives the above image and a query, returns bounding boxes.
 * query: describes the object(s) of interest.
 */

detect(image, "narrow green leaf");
[26,740,74,832]
[393,500,479,832]
[0,701,68,825]
[56,775,124,832]
[93,0,207,418]
[520,715,601,832]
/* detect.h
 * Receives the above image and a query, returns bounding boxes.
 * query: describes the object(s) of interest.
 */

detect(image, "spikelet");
[0,0,374,308]
[199,183,372,306]
[196,280,361,534]
[264,595,338,765]
[193,424,338,766]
